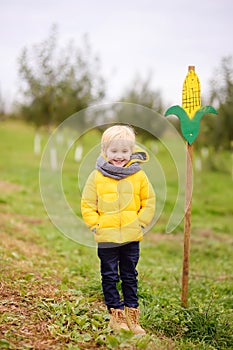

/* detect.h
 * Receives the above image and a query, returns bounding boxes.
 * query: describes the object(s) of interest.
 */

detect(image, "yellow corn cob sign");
[182,66,201,119]
[165,66,217,144]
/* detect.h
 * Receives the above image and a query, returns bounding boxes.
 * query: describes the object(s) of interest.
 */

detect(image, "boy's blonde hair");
[101,125,135,155]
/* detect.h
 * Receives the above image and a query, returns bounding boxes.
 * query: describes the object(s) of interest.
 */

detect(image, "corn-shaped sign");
[165,67,217,144]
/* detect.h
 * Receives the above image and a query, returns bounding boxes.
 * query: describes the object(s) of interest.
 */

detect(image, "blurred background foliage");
[0,26,232,151]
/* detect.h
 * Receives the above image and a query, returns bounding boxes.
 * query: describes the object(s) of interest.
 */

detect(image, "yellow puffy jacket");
[81,151,155,243]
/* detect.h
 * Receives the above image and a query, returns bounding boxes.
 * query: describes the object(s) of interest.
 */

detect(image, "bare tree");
[206,56,233,150]
[17,25,105,129]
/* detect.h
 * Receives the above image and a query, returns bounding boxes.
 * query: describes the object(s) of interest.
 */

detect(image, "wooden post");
[181,142,193,307]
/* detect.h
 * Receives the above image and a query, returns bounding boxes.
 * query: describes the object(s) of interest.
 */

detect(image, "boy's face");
[105,140,132,167]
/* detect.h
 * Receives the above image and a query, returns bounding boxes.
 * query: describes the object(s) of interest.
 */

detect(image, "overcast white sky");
[1,0,233,109]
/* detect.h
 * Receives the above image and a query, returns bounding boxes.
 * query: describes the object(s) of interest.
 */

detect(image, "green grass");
[0,120,232,349]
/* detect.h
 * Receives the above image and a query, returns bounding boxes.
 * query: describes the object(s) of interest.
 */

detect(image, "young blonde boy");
[81,125,155,334]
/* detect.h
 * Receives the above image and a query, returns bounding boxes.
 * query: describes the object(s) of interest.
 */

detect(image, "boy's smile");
[106,140,132,167]
[111,159,128,167]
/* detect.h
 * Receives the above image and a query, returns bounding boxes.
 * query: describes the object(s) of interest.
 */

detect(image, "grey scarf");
[96,155,141,180]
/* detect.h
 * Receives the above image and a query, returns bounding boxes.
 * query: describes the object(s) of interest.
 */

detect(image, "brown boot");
[108,308,130,331]
[125,307,146,335]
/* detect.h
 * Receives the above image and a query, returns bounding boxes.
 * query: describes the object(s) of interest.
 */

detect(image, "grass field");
[0,120,232,349]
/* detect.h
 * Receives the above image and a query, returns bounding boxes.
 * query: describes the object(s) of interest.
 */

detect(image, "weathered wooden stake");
[181,142,193,307]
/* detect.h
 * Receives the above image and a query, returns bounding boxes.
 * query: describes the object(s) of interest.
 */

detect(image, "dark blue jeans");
[97,242,140,310]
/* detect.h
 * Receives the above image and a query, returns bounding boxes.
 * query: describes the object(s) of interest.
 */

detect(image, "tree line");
[1,27,232,150]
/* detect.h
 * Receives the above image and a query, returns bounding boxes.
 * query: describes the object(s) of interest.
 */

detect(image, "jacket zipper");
[118,180,122,241]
